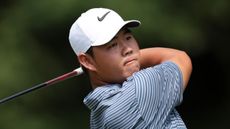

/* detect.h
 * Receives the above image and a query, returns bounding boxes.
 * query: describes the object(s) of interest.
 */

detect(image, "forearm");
[140,47,184,68]
[140,47,192,88]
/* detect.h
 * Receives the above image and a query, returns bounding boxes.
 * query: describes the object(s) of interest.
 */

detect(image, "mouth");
[124,58,137,66]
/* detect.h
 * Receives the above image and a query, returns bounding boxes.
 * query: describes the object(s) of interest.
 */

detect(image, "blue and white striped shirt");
[84,61,186,129]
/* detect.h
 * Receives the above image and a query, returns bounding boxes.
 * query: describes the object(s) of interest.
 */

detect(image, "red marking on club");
[0,68,83,104]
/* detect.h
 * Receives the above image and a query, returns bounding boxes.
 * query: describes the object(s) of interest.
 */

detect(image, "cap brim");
[91,20,141,47]
[124,20,141,28]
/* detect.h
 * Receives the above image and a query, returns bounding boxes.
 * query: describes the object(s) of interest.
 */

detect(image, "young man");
[69,8,192,129]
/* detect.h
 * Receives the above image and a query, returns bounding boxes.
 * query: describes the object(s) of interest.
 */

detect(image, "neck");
[88,72,108,89]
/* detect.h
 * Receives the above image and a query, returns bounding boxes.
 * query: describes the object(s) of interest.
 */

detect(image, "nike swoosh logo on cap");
[97,11,110,21]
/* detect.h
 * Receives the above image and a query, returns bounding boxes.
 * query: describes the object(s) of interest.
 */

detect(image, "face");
[90,28,140,84]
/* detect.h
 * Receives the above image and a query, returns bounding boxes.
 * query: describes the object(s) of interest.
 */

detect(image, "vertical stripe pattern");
[84,61,187,129]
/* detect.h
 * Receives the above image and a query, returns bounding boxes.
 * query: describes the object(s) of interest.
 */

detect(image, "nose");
[121,41,133,56]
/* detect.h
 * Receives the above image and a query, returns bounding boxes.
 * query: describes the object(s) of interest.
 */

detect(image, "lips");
[124,58,137,66]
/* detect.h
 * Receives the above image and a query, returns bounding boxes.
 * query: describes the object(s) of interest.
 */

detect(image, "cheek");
[127,39,140,52]
[97,54,122,72]
[132,41,140,51]
[97,58,125,83]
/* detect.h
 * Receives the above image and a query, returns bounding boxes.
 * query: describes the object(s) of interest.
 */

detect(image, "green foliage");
[0,0,229,128]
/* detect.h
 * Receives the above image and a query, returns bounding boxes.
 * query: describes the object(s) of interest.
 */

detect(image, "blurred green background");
[0,0,229,128]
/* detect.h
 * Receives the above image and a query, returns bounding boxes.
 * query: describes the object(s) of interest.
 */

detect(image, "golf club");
[0,67,83,104]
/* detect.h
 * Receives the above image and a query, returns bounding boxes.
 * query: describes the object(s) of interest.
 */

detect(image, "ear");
[77,53,97,71]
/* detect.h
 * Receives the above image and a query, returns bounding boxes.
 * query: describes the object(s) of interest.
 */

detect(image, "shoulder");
[129,61,182,83]
[125,61,183,103]
[83,84,122,110]
[127,62,184,122]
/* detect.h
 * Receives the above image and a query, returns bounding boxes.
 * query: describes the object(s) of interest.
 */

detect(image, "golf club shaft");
[0,67,83,104]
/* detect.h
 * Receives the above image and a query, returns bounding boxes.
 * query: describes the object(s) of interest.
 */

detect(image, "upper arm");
[133,62,184,123]
[168,51,192,89]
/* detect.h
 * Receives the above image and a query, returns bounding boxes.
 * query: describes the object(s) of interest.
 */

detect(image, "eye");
[124,31,133,40]
[126,36,132,40]
[108,42,118,49]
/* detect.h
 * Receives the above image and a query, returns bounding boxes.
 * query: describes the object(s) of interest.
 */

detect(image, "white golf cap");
[69,8,141,55]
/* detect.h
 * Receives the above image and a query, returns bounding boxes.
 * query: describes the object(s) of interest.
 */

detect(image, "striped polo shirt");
[84,61,186,129]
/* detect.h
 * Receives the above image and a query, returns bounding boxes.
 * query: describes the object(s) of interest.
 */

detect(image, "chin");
[123,62,140,78]
[125,67,140,77]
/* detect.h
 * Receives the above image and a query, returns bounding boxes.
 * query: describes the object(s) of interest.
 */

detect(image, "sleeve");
[133,61,183,123]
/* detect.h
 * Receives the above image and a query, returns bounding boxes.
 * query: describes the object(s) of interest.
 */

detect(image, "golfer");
[69,8,192,129]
